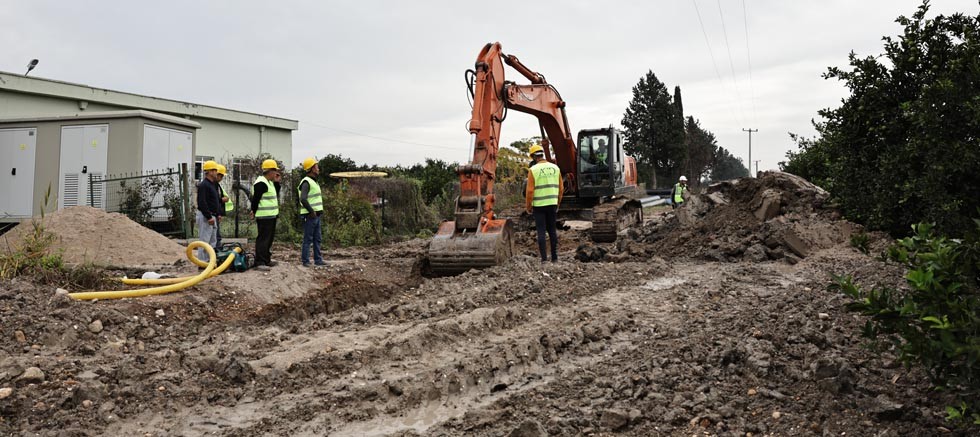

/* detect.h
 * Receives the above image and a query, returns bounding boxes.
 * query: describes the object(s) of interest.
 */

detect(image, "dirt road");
[0,233,968,436]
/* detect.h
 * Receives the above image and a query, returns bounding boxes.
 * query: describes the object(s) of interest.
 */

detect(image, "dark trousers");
[255,217,277,266]
[301,214,323,265]
[533,205,559,261]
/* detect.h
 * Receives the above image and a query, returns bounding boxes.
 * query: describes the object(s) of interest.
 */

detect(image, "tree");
[621,70,686,188]
[683,116,718,185]
[316,154,358,187]
[781,2,980,237]
[497,137,538,184]
[709,147,749,182]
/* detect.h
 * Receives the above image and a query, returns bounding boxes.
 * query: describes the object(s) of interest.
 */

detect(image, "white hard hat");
[679,175,688,181]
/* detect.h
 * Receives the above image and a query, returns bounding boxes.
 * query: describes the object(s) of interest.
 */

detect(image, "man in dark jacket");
[196,161,221,263]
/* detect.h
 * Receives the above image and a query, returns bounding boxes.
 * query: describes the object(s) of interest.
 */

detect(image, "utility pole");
[742,128,758,177]
[754,160,760,175]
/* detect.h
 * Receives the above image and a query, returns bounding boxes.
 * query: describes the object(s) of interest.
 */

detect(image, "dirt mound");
[579,171,881,263]
[0,206,186,267]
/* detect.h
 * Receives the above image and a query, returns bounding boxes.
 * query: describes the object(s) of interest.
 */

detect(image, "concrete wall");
[193,118,292,165]
[0,115,197,217]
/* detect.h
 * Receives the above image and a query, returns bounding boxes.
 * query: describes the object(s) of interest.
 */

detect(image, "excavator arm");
[428,42,581,275]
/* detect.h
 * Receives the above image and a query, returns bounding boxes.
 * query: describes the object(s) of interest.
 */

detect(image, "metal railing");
[88,163,192,237]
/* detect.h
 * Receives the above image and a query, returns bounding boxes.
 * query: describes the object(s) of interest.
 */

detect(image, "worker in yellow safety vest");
[250,159,281,271]
[525,144,563,263]
[671,175,688,209]
[297,157,326,268]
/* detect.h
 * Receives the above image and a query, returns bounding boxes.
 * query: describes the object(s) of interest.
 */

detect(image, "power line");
[716,0,748,125]
[692,0,742,127]
[742,0,758,125]
[301,120,458,151]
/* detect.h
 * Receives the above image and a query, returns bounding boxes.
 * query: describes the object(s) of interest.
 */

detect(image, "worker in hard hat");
[525,144,563,263]
[250,158,282,271]
[214,164,232,248]
[671,175,688,209]
[297,157,326,268]
[196,160,221,263]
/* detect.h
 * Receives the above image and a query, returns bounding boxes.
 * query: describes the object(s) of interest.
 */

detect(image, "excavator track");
[590,198,642,242]
[427,219,515,276]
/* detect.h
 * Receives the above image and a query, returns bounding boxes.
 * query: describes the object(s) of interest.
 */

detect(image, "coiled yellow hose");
[68,241,238,300]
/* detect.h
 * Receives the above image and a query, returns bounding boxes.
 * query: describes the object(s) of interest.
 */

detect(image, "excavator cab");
[576,127,630,198]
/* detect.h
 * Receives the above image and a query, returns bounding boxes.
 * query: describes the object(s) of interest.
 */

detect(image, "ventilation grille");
[63,174,79,207]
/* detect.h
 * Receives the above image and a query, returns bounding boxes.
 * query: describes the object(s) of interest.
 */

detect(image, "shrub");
[833,219,980,425]
[321,184,380,247]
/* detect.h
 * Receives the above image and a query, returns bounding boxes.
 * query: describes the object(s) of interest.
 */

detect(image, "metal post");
[180,163,192,238]
[379,191,386,234]
[88,173,95,207]
[742,128,758,177]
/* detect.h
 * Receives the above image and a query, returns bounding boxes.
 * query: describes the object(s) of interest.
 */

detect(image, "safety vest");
[531,161,561,207]
[219,184,234,213]
[673,183,686,204]
[254,175,279,218]
[297,176,323,214]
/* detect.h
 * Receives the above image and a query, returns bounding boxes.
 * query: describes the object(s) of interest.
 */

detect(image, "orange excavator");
[428,42,643,275]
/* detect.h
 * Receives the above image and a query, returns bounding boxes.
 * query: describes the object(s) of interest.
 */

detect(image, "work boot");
[267,260,279,267]
[255,265,271,272]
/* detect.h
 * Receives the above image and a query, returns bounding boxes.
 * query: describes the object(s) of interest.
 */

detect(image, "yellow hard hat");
[216,164,227,175]
[528,144,544,157]
[202,160,218,171]
[302,157,317,171]
[261,159,279,170]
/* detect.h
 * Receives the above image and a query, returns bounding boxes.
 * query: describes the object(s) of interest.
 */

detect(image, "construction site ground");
[0,173,973,436]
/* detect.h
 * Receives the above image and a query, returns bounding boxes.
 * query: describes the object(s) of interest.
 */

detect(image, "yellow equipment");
[68,242,240,301]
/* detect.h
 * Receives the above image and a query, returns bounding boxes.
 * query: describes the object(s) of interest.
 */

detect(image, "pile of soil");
[0,206,186,267]
[578,171,886,263]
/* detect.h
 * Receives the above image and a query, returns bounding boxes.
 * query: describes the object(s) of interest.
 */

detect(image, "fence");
[88,164,192,237]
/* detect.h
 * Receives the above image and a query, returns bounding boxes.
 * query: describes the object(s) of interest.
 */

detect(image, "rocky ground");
[0,173,975,436]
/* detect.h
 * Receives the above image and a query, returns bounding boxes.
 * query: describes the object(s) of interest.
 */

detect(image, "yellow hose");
[68,241,233,300]
[119,244,241,285]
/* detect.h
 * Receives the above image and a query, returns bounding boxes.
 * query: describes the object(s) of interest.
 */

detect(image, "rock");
[664,407,688,425]
[0,387,12,399]
[82,399,93,408]
[600,409,630,431]
[784,254,802,265]
[744,244,768,262]
[88,320,104,334]
[55,288,69,295]
[17,367,45,383]
[707,192,728,205]
[869,395,904,421]
[14,330,26,343]
[629,409,642,423]
[155,309,165,317]
[782,230,810,258]
[772,411,782,420]
[747,388,757,396]
[508,420,547,437]
[818,313,830,320]
[754,189,782,221]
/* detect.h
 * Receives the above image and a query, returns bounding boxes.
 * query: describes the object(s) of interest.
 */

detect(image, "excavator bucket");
[427,219,515,276]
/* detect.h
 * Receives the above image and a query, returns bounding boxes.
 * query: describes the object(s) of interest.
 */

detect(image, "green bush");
[833,220,980,425]
[321,184,380,247]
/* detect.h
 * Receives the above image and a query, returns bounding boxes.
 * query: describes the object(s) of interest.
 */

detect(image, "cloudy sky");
[2,0,977,171]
